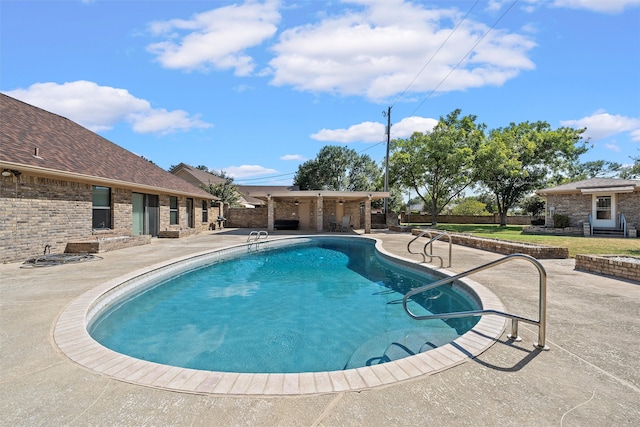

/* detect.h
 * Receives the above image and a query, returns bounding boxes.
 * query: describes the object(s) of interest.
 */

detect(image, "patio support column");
[317,194,323,231]
[267,194,274,231]
[364,195,372,234]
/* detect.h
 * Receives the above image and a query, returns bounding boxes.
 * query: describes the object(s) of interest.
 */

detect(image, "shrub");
[531,218,545,226]
[553,213,570,228]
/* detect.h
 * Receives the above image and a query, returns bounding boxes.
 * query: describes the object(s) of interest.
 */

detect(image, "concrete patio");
[1,229,638,426]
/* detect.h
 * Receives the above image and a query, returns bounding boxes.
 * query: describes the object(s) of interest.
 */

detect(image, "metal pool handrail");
[421,230,452,268]
[402,253,549,350]
[247,230,269,242]
[407,230,444,267]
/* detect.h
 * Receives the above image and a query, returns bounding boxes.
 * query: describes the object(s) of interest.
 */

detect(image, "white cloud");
[4,81,212,134]
[128,109,211,134]
[560,110,640,141]
[604,143,621,152]
[280,154,305,161]
[551,0,640,14]
[311,115,437,143]
[392,116,438,137]
[224,164,278,178]
[147,1,280,75]
[269,0,536,101]
[311,121,385,143]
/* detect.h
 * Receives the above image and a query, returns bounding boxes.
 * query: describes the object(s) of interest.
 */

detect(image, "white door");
[591,194,616,228]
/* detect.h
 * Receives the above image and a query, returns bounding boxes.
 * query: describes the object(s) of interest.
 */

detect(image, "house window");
[202,200,208,223]
[169,196,179,225]
[92,186,111,229]
[595,196,611,220]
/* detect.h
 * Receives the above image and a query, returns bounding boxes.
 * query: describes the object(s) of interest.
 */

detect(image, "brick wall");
[1,175,92,262]
[575,254,639,282]
[400,213,533,225]
[618,192,640,228]
[411,229,569,259]
[1,172,209,263]
[545,194,591,227]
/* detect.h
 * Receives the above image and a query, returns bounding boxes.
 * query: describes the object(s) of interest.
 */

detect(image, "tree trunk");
[499,210,508,227]
[431,199,438,226]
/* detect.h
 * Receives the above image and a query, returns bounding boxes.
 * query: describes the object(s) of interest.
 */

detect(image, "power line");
[391,0,480,108]
[408,0,518,117]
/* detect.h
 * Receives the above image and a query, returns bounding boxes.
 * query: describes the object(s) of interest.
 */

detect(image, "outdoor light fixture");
[294,199,299,206]
[339,199,344,205]
[2,169,20,177]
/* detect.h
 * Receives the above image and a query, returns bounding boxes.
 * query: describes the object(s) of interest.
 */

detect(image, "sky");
[2,0,639,185]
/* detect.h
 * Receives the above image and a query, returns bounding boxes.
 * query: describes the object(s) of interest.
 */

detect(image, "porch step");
[592,227,625,237]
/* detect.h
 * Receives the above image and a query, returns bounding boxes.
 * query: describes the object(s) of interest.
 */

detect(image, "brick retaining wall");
[575,254,640,282]
[65,235,151,254]
[411,229,569,259]
[400,213,534,225]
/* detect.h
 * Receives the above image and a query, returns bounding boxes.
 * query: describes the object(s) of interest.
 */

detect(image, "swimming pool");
[88,237,478,373]
[54,235,506,395]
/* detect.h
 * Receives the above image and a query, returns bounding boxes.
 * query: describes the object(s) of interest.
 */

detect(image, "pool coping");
[53,235,507,396]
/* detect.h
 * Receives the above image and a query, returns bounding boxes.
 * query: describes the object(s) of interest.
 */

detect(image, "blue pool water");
[89,237,478,373]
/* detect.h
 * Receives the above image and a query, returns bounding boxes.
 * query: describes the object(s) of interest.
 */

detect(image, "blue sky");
[2,0,639,185]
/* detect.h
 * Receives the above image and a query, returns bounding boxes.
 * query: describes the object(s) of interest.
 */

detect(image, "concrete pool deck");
[1,229,639,425]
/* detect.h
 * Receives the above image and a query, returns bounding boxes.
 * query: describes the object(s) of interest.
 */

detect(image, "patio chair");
[340,215,351,232]
[328,215,337,232]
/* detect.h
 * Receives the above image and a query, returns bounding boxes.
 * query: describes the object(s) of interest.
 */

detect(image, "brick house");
[0,94,216,263]
[536,178,640,237]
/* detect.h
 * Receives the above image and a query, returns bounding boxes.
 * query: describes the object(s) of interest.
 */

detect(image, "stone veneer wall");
[575,254,639,282]
[411,229,569,259]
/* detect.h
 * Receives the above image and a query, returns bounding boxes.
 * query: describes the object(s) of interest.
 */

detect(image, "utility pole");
[383,106,391,213]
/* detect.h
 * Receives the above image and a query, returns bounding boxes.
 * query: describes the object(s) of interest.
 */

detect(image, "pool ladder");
[403,253,549,350]
[247,230,269,251]
[407,230,452,268]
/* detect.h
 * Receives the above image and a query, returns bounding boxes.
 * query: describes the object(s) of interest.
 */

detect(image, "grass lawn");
[404,223,640,258]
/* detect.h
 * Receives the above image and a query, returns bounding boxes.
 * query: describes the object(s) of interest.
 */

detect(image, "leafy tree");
[519,194,546,217]
[202,170,242,207]
[293,146,381,191]
[451,198,490,215]
[475,121,589,226]
[389,109,485,225]
[195,165,209,171]
[619,150,640,179]
[572,160,622,179]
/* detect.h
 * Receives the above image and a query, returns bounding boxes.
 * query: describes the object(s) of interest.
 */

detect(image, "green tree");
[619,150,640,179]
[389,109,485,225]
[519,194,546,217]
[202,170,242,207]
[293,146,381,191]
[451,198,490,215]
[571,160,622,179]
[476,121,588,226]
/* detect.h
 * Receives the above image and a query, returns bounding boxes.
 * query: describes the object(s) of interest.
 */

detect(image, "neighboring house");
[170,163,299,208]
[536,178,640,237]
[0,94,216,263]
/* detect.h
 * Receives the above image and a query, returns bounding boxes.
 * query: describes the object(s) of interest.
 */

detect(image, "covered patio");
[243,190,390,233]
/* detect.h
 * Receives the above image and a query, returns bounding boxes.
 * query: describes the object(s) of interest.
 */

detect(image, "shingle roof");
[537,178,640,194]
[171,163,226,185]
[0,94,213,198]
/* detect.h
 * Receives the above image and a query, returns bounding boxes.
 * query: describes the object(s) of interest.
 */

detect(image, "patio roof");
[243,190,390,201]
